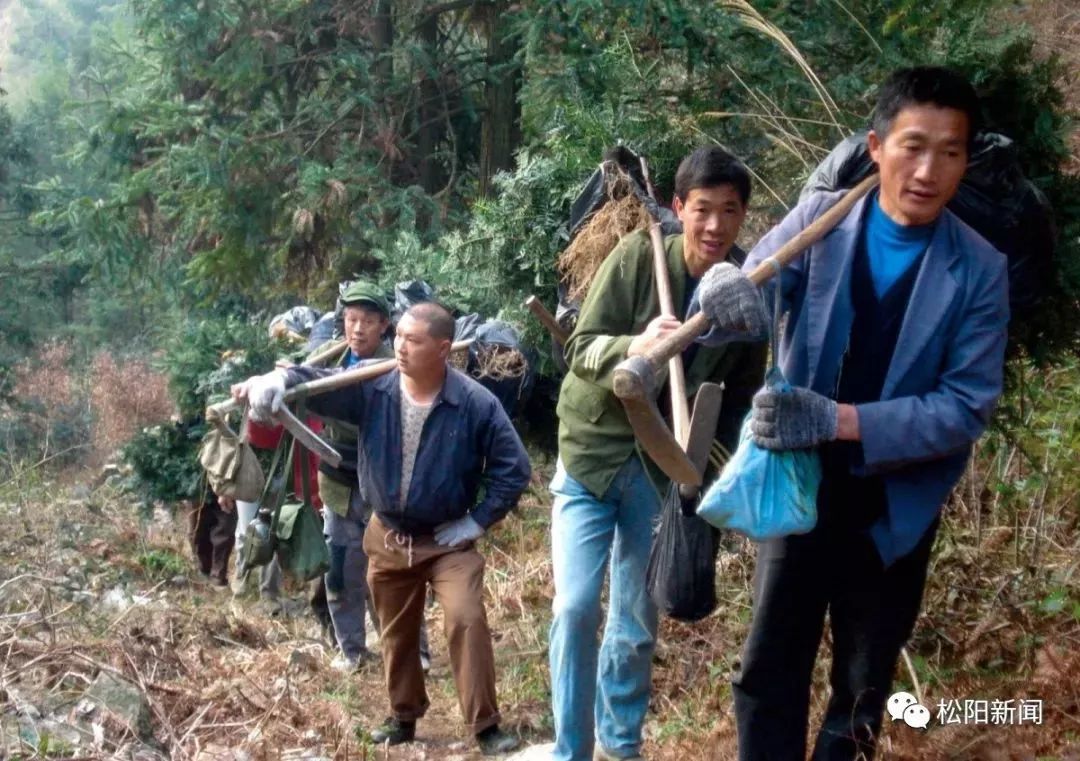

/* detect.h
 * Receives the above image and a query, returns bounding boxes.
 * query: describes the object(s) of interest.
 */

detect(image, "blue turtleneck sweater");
[863,193,935,298]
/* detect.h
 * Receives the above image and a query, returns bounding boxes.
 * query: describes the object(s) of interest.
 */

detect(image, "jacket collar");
[335,341,394,367]
[804,195,962,395]
[806,194,864,387]
[678,238,751,390]
[373,364,463,407]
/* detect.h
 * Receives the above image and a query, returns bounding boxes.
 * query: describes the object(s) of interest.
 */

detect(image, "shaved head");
[406,302,455,341]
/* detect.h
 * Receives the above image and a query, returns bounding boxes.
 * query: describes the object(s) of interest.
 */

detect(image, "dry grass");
[4,345,175,475]
[449,344,470,372]
[643,359,1080,759]
[4,342,90,473]
[13,342,76,404]
[5,368,1077,761]
[2,356,1078,758]
[1017,0,1080,174]
[717,0,844,136]
[557,165,649,303]
[0,462,561,760]
[0,475,381,760]
[471,346,529,382]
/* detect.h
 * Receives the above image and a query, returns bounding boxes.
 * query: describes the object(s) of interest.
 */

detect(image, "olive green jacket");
[556,230,767,498]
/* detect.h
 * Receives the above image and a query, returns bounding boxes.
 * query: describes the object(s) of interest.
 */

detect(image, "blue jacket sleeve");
[283,365,366,425]
[470,396,532,529]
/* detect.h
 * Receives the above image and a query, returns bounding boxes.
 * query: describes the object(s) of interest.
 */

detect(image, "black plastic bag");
[801,131,1054,314]
[646,482,717,622]
[568,146,682,240]
[454,312,484,342]
[393,279,437,321]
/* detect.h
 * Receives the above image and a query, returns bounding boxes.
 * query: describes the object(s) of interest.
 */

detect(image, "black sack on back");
[567,146,681,240]
[467,320,536,418]
[454,312,484,342]
[646,482,717,622]
[801,131,1054,315]
[393,280,437,321]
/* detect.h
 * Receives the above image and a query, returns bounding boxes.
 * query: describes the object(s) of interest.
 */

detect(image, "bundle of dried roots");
[471,345,528,381]
[557,165,649,303]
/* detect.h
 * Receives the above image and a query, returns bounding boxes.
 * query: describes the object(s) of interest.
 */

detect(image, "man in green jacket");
[550,146,768,761]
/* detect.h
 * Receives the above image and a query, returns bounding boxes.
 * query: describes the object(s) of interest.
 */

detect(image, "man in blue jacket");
[235,301,530,756]
[730,67,1009,759]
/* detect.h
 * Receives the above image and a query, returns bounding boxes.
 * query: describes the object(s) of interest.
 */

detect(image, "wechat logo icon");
[888,691,930,730]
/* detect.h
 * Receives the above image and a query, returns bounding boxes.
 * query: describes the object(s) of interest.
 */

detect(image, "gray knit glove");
[751,385,838,450]
[693,262,769,346]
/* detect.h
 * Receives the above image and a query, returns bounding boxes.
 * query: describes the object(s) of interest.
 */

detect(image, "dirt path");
[3,445,1078,761]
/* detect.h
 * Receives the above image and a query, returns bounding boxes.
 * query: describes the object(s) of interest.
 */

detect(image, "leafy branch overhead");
[0,0,1076,359]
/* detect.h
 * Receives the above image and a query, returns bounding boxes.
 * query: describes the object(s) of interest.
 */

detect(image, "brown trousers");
[363,514,500,734]
[188,495,237,583]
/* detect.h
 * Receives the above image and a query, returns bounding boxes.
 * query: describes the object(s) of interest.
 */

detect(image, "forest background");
[0,0,1078,757]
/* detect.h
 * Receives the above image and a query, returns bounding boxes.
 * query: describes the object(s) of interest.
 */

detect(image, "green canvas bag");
[273,417,328,581]
[238,401,329,582]
[275,501,329,582]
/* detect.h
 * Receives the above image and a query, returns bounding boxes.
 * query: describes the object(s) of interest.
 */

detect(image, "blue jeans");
[549,456,661,760]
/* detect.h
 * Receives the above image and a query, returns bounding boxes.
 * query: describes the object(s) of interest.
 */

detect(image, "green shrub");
[121,421,205,504]
[157,313,285,420]
[137,547,189,579]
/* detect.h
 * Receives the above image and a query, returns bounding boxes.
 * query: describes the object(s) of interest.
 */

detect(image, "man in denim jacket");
[235,302,530,755]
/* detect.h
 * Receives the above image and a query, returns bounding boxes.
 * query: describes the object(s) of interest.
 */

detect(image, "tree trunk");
[478,0,521,197]
[416,13,444,195]
[372,0,394,85]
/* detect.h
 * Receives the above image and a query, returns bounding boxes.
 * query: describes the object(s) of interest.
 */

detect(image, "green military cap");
[340,280,391,317]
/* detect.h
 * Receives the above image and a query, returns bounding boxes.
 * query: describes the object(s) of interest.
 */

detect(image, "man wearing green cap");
[315,280,394,667]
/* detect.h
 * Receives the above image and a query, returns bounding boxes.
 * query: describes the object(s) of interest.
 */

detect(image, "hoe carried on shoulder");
[612,174,880,486]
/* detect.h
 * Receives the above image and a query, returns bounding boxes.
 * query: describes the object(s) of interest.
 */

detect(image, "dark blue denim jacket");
[285,364,531,535]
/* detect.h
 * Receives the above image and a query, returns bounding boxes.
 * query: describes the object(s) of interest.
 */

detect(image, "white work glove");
[434,515,485,547]
[246,370,287,423]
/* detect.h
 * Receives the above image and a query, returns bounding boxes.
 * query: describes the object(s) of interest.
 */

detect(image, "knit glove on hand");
[751,385,838,450]
[434,515,485,547]
[248,370,287,423]
[693,262,769,346]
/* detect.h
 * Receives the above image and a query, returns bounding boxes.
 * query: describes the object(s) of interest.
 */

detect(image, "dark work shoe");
[370,717,415,745]
[476,725,519,755]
